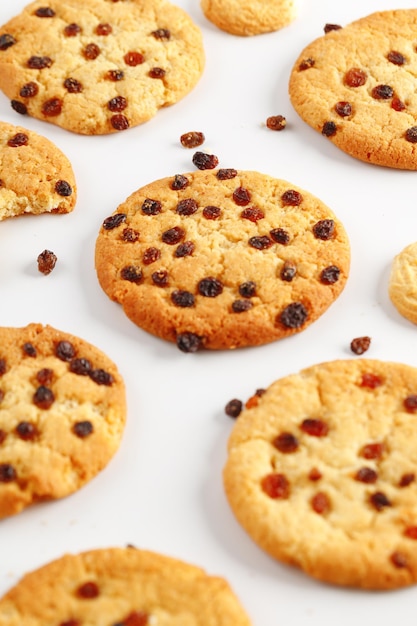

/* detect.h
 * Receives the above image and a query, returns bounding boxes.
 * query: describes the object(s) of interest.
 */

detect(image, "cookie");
[200,0,297,37]
[0,546,252,625]
[0,121,76,220]
[0,0,204,135]
[94,169,350,351]
[224,359,417,589]
[0,323,126,519]
[389,242,417,324]
[289,10,417,170]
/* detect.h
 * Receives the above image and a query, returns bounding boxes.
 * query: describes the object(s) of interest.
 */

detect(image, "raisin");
[171,174,189,190]
[322,121,337,137]
[320,265,340,285]
[89,369,114,385]
[103,213,127,229]
[405,127,417,143]
[245,389,265,409]
[76,582,99,598]
[142,198,162,215]
[176,332,203,353]
[180,131,205,148]
[239,281,256,298]
[344,68,367,87]
[300,418,328,437]
[404,526,417,539]
[8,133,28,147]
[60,621,80,626]
[192,151,219,170]
[248,236,273,250]
[162,226,184,245]
[23,342,37,357]
[16,421,38,440]
[70,358,92,376]
[404,395,417,412]
[148,67,166,79]
[111,114,130,130]
[142,247,160,264]
[387,51,406,66]
[96,23,112,35]
[217,168,237,180]
[299,57,315,71]
[392,97,406,112]
[151,28,171,40]
[198,277,223,297]
[56,341,76,361]
[34,7,55,17]
[113,612,149,626]
[121,265,143,283]
[0,430,6,444]
[107,69,124,81]
[55,180,72,196]
[27,56,52,69]
[279,302,308,329]
[225,398,243,418]
[233,187,251,205]
[324,23,342,33]
[280,261,296,282]
[241,207,264,222]
[83,43,100,60]
[350,336,371,355]
[232,300,253,313]
[355,467,378,483]
[203,205,221,219]
[371,84,394,100]
[175,241,195,258]
[399,473,415,487]
[42,97,63,117]
[270,228,290,244]
[360,442,384,460]
[33,386,55,409]
[313,219,335,240]
[64,77,83,93]
[370,492,392,511]
[64,23,81,36]
[37,368,54,385]
[0,464,16,482]
[171,290,195,307]
[122,228,139,242]
[20,82,39,97]
[261,473,290,499]
[360,373,382,389]
[108,96,127,112]
[281,189,302,206]
[334,101,352,117]
[266,115,286,131]
[0,359,6,376]
[37,250,57,275]
[311,492,330,514]
[273,432,299,453]
[390,552,408,568]
[151,270,169,287]
[308,468,322,481]
[0,34,16,50]
[176,198,198,216]
[124,51,144,66]
[11,100,27,115]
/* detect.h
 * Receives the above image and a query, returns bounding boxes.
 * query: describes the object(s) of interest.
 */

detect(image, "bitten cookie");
[0,323,126,519]
[0,0,204,135]
[0,121,76,219]
[95,169,350,351]
[289,10,417,169]
[389,242,417,324]
[200,0,297,37]
[0,546,252,626]
[224,359,417,589]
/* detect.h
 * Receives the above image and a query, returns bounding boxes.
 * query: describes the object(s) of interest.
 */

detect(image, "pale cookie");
[0,121,76,220]
[0,0,204,135]
[289,10,417,169]
[389,242,417,324]
[224,359,417,590]
[94,169,350,351]
[0,323,126,519]
[200,0,297,37]
[0,546,252,626]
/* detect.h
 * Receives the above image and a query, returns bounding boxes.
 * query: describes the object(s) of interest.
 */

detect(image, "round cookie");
[389,242,417,324]
[200,0,297,37]
[0,0,204,135]
[0,323,126,519]
[0,546,252,625]
[94,169,350,351]
[0,121,76,219]
[289,10,417,170]
[224,359,417,589]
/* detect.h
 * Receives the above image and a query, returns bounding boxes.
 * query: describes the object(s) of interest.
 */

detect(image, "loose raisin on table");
[176,332,203,353]
[225,398,243,418]
[350,336,371,355]
[266,115,286,131]
[261,473,290,499]
[192,151,219,170]
[37,249,57,275]
[180,131,205,148]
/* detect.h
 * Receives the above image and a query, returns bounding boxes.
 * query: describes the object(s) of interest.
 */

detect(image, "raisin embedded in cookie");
[389,241,417,324]
[0,323,126,519]
[0,121,76,219]
[0,0,204,135]
[0,547,252,625]
[200,0,297,36]
[224,359,417,589]
[95,169,350,351]
[289,10,417,169]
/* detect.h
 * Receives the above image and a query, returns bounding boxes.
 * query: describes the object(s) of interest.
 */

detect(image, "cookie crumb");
[266,115,287,131]
[225,398,243,418]
[37,249,57,275]
[350,336,371,355]
[180,131,205,148]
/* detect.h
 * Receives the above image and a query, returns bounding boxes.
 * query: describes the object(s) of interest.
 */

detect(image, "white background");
[1,0,417,623]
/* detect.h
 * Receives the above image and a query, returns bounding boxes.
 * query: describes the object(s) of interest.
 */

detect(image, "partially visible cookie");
[289,10,417,169]
[0,323,126,519]
[94,169,350,351]
[200,0,297,36]
[0,0,204,135]
[224,359,417,589]
[0,121,76,220]
[389,242,417,323]
[0,546,252,625]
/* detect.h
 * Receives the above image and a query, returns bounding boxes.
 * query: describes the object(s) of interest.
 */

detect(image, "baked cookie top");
[0,323,126,519]
[289,10,417,169]
[389,241,417,324]
[94,169,350,351]
[0,0,204,135]
[200,0,297,37]
[0,121,76,219]
[0,546,252,626]
[224,359,417,590]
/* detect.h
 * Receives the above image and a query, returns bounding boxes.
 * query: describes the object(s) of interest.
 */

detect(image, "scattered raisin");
[241,207,264,222]
[23,342,37,357]
[33,386,55,409]
[171,290,195,307]
[273,432,299,453]
[261,473,290,499]
[16,421,38,440]
[7,133,28,147]
[124,51,144,66]
[344,68,367,87]
[270,228,290,244]
[281,189,302,206]
[404,395,417,412]
[55,180,72,196]
[198,277,223,297]
[0,464,16,483]
[148,67,166,79]
[142,247,160,264]
[64,23,81,36]
[369,491,392,511]
[0,34,16,50]
[111,114,129,130]
[203,205,221,219]
[266,115,286,131]
[162,226,184,245]
[108,96,127,112]
[360,442,384,460]
[324,23,342,33]
[360,373,382,389]
[322,121,337,137]
[0,359,6,376]
[311,492,330,514]
[20,82,39,98]
[37,249,57,275]
[83,43,100,60]
[300,418,328,437]
[69,358,92,376]
[0,430,6,444]
[232,300,253,313]
[176,198,198,216]
[350,336,371,355]
[42,97,63,117]
[248,236,273,250]
[103,213,126,229]
[34,7,55,17]
[405,127,417,143]
[27,55,52,69]
[89,369,114,385]
[171,174,189,190]
[278,302,308,329]
[176,332,203,353]
[175,241,195,258]
[245,389,265,409]
[192,151,219,170]
[404,526,417,539]
[121,266,143,283]
[60,621,80,626]
[280,261,296,282]
[313,219,335,239]
[217,168,237,180]
[371,84,394,100]
[387,51,406,66]
[122,228,139,242]
[64,77,83,93]
[225,398,243,418]
[96,23,113,35]
[142,198,162,215]
[233,187,251,205]
[151,270,169,287]
[239,281,256,298]
[56,341,76,361]
[308,468,322,481]
[107,69,124,81]
[299,57,315,71]
[180,131,205,148]
[334,101,352,117]
[76,582,99,598]
[399,473,415,487]
[320,265,340,284]
[151,28,171,40]
[355,467,378,483]
[37,368,54,385]
[390,552,408,568]
[392,97,406,112]
[11,100,27,115]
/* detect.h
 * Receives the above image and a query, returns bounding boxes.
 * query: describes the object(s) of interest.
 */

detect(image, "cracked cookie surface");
[200,0,297,36]
[95,169,350,351]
